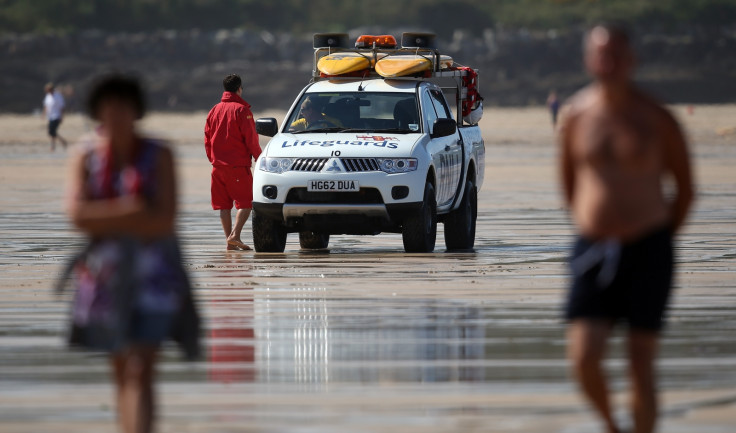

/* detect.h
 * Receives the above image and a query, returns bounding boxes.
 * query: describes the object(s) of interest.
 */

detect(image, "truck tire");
[299,231,330,249]
[252,211,287,252]
[443,179,477,251]
[402,182,437,253]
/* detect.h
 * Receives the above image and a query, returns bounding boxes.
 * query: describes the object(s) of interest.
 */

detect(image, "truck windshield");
[285,92,420,134]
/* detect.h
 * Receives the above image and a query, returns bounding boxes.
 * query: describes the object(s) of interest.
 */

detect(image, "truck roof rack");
[311,32,481,125]
[312,37,467,80]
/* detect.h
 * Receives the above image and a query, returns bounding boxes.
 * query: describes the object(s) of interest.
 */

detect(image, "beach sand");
[0,105,734,432]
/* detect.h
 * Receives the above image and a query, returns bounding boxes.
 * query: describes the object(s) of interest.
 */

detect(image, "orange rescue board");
[375,55,452,78]
[318,52,386,76]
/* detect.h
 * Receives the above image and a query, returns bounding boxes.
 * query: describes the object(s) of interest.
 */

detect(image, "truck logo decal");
[281,139,399,149]
[356,135,398,141]
[325,159,342,172]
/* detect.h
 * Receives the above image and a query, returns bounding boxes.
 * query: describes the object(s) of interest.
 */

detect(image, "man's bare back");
[560,85,688,241]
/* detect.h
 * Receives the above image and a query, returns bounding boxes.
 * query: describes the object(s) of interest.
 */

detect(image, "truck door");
[422,89,462,209]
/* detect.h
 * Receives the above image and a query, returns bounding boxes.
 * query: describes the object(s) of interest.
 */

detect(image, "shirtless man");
[559,24,694,433]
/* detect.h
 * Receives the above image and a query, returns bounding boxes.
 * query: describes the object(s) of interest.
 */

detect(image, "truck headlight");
[376,158,418,174]
[259,157,294,173]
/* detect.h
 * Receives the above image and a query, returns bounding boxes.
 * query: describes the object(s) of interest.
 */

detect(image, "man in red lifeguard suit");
[205,74,262,251]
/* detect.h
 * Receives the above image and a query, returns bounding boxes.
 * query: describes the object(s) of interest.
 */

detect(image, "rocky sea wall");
[2,27,735,113]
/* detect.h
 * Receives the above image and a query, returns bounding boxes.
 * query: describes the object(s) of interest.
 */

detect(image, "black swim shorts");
[564,227,674,331]
[48,118,61,137]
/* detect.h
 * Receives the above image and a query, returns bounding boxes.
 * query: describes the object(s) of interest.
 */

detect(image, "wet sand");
[1,106,735,432]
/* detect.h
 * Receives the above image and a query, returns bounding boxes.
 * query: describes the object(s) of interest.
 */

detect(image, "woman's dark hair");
[87,74,146,120]
[223,74,242,93]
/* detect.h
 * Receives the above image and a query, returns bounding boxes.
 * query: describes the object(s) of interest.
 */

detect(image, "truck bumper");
[252,201,423,234]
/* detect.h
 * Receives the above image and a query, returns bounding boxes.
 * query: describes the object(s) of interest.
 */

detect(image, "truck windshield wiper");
[303,126,345,132]
[337,128,414,134]
[368,128,416,134]
[290,127,416,134]
[292,127,346,133]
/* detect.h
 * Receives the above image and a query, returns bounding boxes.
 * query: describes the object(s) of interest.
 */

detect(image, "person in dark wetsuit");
[547,90,560,129]
[558,24,694,433]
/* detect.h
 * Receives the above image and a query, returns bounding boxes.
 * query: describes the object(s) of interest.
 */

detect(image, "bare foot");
[227,239,252,250]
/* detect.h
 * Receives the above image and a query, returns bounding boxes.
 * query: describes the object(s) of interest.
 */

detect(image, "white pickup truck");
[252,33,485,253]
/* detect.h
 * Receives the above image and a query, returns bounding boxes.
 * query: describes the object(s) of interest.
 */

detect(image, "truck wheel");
[402,182,437,253]
[252,210,287,252]
[443,179,477,251]
[299,231,330,249]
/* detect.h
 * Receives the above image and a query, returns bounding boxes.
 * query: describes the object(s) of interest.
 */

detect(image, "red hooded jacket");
[204,92,262,167]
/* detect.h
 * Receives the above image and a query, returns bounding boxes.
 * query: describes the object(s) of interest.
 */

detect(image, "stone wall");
[2,28,735,113]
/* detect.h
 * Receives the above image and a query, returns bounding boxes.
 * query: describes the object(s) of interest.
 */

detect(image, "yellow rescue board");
[375,54,453,78]
[318,52,385,75]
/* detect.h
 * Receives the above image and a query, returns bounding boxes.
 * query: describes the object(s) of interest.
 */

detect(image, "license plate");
[307,180,360,192]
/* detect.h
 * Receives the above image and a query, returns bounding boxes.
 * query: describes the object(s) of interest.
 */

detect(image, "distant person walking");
[43,82,68,151]
[64,74,200,433]
[559,24,694,433]
[204,74,262,251]
[547,90,560,129]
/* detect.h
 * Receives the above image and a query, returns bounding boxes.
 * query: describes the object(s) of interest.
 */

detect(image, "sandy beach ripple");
[0,106,735,432]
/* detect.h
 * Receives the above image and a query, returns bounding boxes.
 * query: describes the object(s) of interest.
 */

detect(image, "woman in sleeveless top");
[66,75,198,433]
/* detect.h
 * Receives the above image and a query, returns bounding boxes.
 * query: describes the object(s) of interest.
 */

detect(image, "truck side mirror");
[431,118,456,138]
[256,118,278,137]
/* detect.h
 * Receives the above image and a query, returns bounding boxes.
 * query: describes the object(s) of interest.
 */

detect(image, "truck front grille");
[288,158,380,173]
[341,158,380,172]
[291,158,329,172]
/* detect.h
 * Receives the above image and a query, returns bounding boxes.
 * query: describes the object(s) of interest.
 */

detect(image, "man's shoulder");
[640,89,673,111]
[567,86,595,113]
[559,87,593,130]
[233,100,252,111]
[213,100,251,112]
[208,100,238,116]
[207,101,222,114]
[629,88,680,127]
[205,104,219,124]
[233,103,255,121]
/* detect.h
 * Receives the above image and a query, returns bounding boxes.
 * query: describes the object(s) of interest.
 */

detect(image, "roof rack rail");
[311,32,460,80]
[310,32,481,126]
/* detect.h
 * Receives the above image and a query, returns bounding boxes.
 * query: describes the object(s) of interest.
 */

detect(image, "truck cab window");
[421,90,439,133]
[429,89,452,120]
